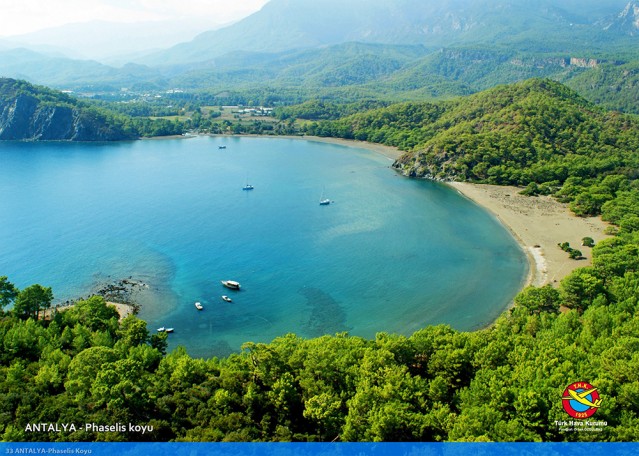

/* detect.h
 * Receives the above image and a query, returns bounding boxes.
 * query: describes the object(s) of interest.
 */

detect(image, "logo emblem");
[562,382,601,419]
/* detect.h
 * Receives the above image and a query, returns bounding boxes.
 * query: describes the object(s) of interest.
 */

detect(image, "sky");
[0,0,270,37]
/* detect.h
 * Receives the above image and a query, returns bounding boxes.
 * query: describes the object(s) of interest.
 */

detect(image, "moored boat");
[157,327,165,332]
[319,187,331,205]
[195,301,203,310]
[165,328,174,333]
[222,295,232,302]
[221,280,241,290]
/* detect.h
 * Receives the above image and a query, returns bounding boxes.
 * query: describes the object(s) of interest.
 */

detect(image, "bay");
[0,136,528,358]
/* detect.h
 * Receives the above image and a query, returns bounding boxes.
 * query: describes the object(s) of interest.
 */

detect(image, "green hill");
[303,79,639,213]
[0,78,184,141]
[565,61,639,113]
[0,78,136,141]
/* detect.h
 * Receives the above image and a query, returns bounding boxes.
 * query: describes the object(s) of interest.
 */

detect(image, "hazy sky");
[0,0,270,37]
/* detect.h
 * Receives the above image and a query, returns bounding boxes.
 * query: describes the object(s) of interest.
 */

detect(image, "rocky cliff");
[0,78,136,141]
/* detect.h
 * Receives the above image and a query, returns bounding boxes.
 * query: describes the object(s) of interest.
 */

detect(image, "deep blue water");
[0,136,528,358]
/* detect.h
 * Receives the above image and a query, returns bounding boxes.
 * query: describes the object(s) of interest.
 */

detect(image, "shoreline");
[201,133,405,161]
[215,134,611,289]
[448,182,610,288]
[289,135,404,161]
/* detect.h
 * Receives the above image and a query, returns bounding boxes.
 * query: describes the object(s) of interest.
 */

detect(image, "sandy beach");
[232,134,405,161]
[448,182,610,287]
[107,301,135,320]
[298,135,404,161]
[295,135,610,288]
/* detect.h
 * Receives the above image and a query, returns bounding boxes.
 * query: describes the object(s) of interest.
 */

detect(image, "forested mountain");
[171,43,434,97]
[0,79,182,140]
[565,62,639,113]
[0,48,165,91]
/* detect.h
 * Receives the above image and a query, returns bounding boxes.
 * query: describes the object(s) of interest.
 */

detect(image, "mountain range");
[139,0,635,67]
[0,0,637,112]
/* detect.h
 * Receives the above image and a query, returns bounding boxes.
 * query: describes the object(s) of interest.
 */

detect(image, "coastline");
[448,182,610,287]
[208,133,405,161]
[293,135,404,161]
[271,135,610,288]
[136,133,611,292]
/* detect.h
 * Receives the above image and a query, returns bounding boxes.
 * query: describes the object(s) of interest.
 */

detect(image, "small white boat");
[243,175,254,191]
[319,187,331,205]
[222,295,232,302]
[165,328,174,333]
[221,280,241,290]
[157,327,165,332]
[195,302,203,310]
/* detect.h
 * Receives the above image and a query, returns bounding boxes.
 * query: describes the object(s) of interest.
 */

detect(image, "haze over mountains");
[140,0,633,66]
[0,0,637,100]
[5,19,220,63]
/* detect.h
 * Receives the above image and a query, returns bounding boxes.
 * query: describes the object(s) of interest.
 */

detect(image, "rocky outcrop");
[391,149,452,181]
[0,83,136,141]
[569,57,600,68]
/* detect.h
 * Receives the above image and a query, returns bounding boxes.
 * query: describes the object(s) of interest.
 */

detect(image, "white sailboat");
[242,174,254,190]
[319,187,331,205]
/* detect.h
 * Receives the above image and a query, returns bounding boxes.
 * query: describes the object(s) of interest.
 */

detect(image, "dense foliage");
[0,78,77,106]
[1,204,638,442]
[0,78,184,139]
[565,62,639,114]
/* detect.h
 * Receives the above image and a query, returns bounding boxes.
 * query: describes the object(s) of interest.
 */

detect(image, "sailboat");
[242,174,254,190]
[319,187,331,205]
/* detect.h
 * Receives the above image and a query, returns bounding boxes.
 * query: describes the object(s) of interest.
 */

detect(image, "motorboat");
[242,184,254,191]
[165,328,174,333]
[195,302,203,310]
[157,327,165,332]
[222,295,232,302]
[221,280,241,290]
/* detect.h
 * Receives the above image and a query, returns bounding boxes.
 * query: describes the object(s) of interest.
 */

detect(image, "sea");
[0,136,528,358]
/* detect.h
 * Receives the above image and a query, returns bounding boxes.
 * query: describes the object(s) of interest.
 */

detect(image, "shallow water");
[0,136,528,358]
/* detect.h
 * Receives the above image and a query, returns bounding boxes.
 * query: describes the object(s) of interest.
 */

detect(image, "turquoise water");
[0,136,527,358]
